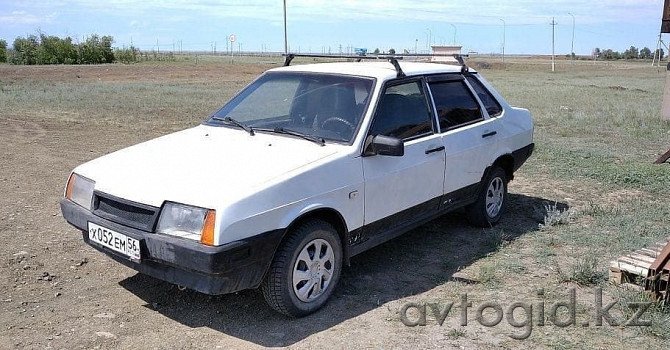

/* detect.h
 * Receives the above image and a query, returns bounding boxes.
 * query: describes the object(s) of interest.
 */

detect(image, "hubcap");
[292,238,335,303]
[485,177,505,218]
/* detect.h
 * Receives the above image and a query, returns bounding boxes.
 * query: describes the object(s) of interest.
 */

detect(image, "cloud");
[4,0,663,26]
[0,10,57,25]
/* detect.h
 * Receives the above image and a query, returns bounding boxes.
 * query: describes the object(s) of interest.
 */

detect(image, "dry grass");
[1,56,670,348]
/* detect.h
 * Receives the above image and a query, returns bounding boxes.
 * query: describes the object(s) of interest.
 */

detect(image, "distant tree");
[640,47,651,59]
[388,48,396,54]
[600,49,623,60]
[0,39,7,63]
[623,46,639,59]
[114,45,140,64]
[37,33,61,64]
[10,35,39,64]
[592,47,601,59]
[639,47,652,59]
[373,48,380,54]
[656,48,665,60]
[78,35,114,64]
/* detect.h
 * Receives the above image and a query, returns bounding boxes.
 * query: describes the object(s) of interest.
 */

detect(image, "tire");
[466,166,508,227]
[261,219,342,317]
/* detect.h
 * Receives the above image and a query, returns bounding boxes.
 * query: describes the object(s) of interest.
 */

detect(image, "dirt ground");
[0,62,662,349]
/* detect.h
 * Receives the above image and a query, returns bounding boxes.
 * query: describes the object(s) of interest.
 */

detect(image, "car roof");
[268,61,477,81]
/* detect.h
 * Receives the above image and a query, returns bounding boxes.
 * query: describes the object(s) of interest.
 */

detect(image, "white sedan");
[61,56,534,317]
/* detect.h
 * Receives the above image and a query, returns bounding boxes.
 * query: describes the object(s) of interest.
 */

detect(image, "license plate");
[88,222,141,260]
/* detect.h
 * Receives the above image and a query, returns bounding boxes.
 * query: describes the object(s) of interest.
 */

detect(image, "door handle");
[482,131,497,138]
[425,146,445,154]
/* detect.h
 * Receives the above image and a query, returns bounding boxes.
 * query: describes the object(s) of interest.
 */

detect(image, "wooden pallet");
[655,148,670,164]
[609,239,669,284]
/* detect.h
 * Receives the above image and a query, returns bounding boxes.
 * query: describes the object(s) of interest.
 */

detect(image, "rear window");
[465,75,503,117]
[428,80,483,131]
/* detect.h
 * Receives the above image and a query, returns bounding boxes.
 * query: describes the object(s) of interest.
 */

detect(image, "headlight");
[65,173,95,210]
[156,202,216,246]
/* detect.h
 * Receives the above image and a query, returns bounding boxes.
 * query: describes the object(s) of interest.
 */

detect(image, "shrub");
[114,46,141,64]
[0,39,7,63]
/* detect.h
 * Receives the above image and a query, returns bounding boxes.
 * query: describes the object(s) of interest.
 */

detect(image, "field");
[1,56,670,349]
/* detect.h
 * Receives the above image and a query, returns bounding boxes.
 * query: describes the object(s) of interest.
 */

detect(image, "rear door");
[426,74,499,206]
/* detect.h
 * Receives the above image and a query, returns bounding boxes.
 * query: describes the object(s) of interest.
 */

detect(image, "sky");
[0,0,667,55]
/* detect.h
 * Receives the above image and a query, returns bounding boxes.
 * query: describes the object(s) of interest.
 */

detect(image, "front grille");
[93,191,160,232]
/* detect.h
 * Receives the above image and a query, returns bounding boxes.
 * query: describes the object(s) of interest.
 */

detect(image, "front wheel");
[466,166,508,227]
[261,219,342,317]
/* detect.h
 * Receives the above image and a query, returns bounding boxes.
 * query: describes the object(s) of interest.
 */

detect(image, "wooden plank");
[627,253,658,264]
[610,260,649,276]
[653,241,670,250]
[617,256,652,270]
[638,248,660,258]
[609,269,623,284]
[655,148,670,164]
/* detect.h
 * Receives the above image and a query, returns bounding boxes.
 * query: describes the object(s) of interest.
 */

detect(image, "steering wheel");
[321,117,355,133]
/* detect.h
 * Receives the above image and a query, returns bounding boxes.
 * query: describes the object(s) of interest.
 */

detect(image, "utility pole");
[283,0,288,54]
[551,17,557,72]
[568,12,575,61]
[450,24,457,45]
[499,18,505,65]
[426,28,432,52]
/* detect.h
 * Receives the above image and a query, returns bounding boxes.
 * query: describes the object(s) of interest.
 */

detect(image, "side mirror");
[364,135,404,157]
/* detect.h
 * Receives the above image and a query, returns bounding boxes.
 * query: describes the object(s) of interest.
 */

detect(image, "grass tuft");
[539,202,572,230]
[557,256,606,286]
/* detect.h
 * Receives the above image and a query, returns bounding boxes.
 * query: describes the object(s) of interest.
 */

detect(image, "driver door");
[362,80,445,236]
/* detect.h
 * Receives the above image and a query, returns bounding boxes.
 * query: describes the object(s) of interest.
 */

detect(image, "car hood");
[75,125,343,208]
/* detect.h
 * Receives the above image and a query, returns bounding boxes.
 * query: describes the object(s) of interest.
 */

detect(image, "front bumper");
[60,199,283,295]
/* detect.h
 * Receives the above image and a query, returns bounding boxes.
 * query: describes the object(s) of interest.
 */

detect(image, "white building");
[431,45,463,63]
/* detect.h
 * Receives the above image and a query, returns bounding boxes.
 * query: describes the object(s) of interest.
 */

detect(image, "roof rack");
[282,53,470,78]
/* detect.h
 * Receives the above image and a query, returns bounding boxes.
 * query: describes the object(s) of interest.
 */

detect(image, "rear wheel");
[466,166,508,227]
[261,219,342,317]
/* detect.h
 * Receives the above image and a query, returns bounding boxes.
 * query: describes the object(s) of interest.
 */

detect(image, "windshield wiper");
[256,127,325,146]
[211,116,254,136]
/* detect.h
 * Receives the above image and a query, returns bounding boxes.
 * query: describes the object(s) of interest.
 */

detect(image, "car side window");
[368,81,433,140]
[465,75,503,117]
[429,80,483,131]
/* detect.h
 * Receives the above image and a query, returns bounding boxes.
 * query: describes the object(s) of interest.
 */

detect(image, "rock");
[13,251,28,257]
[54,292,61,297]
[38,272,53,281]
[95,331,116,339]
[93,312,116,319]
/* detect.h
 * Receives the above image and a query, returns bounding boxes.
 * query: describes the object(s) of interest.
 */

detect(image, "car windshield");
[208,72,374,143]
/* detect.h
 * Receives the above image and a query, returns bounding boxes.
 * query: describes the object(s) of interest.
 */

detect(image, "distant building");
[431,45,462,62]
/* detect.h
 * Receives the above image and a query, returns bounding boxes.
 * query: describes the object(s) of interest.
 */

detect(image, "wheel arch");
[492,153,515,182]
[282,207,351,266]
[475,153,515,196]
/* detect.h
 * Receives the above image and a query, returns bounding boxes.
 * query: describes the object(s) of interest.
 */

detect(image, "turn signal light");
[200,210,216,246]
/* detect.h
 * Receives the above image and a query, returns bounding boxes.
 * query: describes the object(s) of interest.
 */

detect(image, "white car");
[61,55,534,317]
